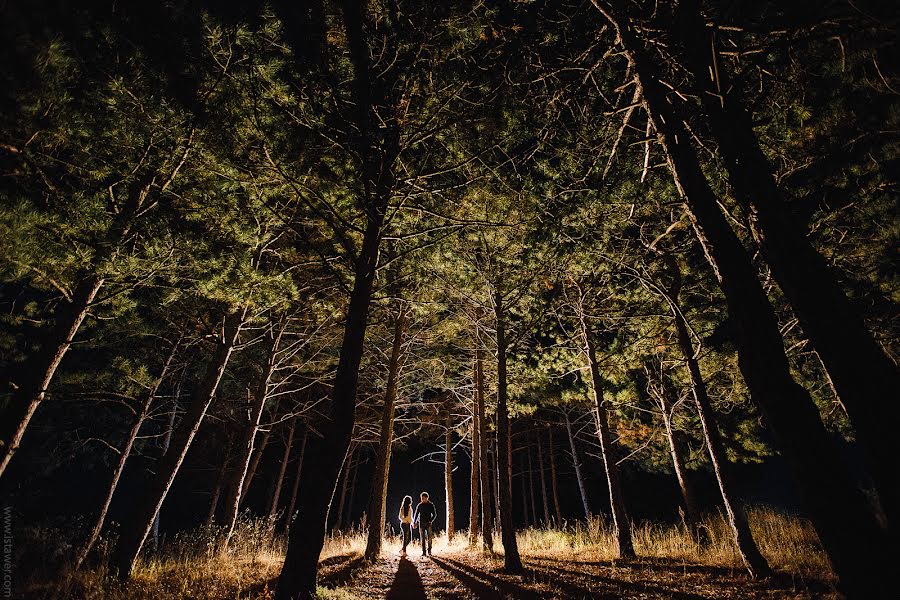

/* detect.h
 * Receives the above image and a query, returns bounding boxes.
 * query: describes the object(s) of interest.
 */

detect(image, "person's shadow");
[386,556,427,600]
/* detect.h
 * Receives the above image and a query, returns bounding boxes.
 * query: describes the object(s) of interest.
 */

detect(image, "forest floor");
[307,550,837,600]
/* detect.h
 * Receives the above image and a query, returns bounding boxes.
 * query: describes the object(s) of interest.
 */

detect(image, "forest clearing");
[1,0,897,599]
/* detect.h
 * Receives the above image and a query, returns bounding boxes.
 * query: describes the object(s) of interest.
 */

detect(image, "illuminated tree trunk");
[564,410,591,520]
[468,391,481,545]
[0,274,104,477]
[241,428,271,506]
[334,446,354,533]
[548,427,563,526]
[220,328,281,541]
[675,0,900,531]
[475,346,493,551]
[285,428,308,528]
[493,294,523,572]
[364,305,407,558]
[536,429,551,526]
[445,406,455,540]
[73,340,178,571]
[577,306,634,557]
[592,2,889,592]
[268,419,297,527]
[112,307,245,579]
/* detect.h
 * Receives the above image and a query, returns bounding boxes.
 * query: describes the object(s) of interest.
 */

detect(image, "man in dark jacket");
[413,491,437,556]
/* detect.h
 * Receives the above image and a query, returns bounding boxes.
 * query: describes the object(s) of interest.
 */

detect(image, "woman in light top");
[398,495,413,555]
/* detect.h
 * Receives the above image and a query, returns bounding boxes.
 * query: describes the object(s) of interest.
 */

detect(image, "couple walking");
[398,492,437,557]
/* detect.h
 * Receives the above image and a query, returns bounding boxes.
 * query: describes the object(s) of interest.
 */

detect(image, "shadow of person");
[386,556,428,600]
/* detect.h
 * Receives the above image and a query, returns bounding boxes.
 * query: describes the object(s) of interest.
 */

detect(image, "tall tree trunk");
[548,426,563,526]
[578,310,634,557]
[475,346,493,551]
[268,419,296,527]
[333,446,354,533]
[493,295,523,572]
[72,340,178,571]
[536,429,551,526]
[111,307,244,579]
[592,3,890,593]
[469,398,480,545]
[364,305,407,558]
[241,427,272,505]
[675,0,900,531]
[219,328,282,541]
[526,437,538,526]
[520,453,530,528]
[285,428,308,529]
[648,366,701,526]
[563,410,592,520]
[0,274,104,477]
[345,450,361,530]
[276,2,396,595]
[492,429,501,530]
[152,389,180,550]
[206,449,231,526]
[445,407,455,540]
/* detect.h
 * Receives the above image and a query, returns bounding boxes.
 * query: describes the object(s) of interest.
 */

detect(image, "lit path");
[315,551,834,599]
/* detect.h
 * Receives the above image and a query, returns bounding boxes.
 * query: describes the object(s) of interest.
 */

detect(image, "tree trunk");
[241,427,272,507]
[219,328,281,541]
[469,395,480,545]
[536,429,551,526]
[0,273,104,477]
[206,449,231,526]
[526,436,538,527]
[520,453,530,528]
[276,2,396,594]
[581,322,634,557]
[592,2,890,592]
[563,410,591,520]
[475,346,493,551]
[268,418,296,527]
[73,340,178,571]
[345,450,361,529]
[548,426,563,526]
[111,307,244,579]
[493,295,523,572]
[675,0,900,532]
[152,389,180,550]
[285,428,308,529]
[364,305,407,559]
[333,446,353,533]
[445,407,455,540]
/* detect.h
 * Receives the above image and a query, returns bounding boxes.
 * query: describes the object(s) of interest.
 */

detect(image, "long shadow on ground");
[386,556,427,600]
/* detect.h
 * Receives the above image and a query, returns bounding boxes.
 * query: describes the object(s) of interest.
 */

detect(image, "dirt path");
[317,552,836,599]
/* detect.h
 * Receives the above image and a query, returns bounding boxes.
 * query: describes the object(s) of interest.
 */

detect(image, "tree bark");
[333,446,354,533]
[364,305,407,559]
[548,426,563,526]
[468,393,481,545]
[285,428,308,529]
[536,428,551,526]
[111,307,244,579]
[220,328,282,541]
[592,2,890,593]
[206,449,231,526]
[674,0,900,532]
[526,436,538,526]
[563,410,592,520]
[0,274,104,477]
[152,389,180,550]
[72,340,179,571]
[475,346,493,551]
[276,1,397,595]
[656,386,700,526]
[268,418,297,527]
[493,294,523,572]
[445,406,455,540]
[577,306,634,557]
[241,427,271,506]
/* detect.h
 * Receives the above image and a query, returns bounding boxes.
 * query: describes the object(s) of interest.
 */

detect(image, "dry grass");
[19,507,833,599]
